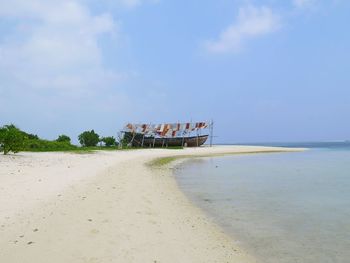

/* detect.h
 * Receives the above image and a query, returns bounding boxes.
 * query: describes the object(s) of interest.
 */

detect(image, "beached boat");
[121,121,212,148]
[123,132,208,147]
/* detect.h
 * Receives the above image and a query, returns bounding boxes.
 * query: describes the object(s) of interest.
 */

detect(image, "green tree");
[101,136,117,147]
[56,134,71,143]
[0,124,26,155]
[78,130,100,147]
[27,133,39,140]
[20,132,39,140]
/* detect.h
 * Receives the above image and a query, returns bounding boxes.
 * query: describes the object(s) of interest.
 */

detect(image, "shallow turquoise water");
[175,147,350,263]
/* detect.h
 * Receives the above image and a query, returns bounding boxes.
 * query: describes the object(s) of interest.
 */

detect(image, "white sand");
[0,146,303,263]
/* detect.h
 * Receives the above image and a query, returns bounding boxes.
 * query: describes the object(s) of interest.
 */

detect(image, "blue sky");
[0,0,349,143]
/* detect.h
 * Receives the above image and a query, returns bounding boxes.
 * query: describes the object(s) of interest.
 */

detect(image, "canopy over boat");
[122,122,209,138]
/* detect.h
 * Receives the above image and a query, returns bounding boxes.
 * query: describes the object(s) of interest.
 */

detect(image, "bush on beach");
[0,124,26,155]
[56,134,71,143]
[0,124,121,154]
[23,139,77,152]
[100,136,117,147]
[0,124,77,154]
[78,130,100,147]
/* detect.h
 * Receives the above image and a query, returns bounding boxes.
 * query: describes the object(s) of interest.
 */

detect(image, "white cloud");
[204,5,281,54]
[0,0,120,95]
[0,0,168,139]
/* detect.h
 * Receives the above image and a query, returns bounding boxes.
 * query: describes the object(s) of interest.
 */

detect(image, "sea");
[174,142,350,263]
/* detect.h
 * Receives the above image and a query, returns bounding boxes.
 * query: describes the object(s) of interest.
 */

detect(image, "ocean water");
[175,143,350,263]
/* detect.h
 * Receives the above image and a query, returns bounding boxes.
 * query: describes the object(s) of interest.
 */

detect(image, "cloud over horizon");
[204,5,281,54]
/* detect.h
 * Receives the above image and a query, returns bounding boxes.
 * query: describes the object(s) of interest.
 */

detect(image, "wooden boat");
[123,132,208,147]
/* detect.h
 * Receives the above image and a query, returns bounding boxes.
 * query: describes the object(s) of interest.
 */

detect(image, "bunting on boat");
[123,122,209,137]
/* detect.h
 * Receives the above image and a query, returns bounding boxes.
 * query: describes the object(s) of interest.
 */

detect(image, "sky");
[0,0,349,143]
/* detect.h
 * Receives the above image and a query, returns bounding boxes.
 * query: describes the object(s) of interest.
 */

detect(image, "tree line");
[0,124,118,155]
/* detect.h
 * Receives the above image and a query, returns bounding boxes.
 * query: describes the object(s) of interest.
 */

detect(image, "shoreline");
[0,146,304,262]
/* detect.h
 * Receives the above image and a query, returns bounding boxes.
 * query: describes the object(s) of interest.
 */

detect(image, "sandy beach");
[0,146,303,263]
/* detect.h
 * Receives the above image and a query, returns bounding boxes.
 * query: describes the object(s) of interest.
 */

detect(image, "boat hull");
[123,132,208,147]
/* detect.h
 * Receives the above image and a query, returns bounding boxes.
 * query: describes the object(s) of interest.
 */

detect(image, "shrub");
[56,134,71,143]
[78,130,100,147]
[21,132,39,140]
[23,139,77,152]
[0,124,26,155]
[101,136,117,147]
